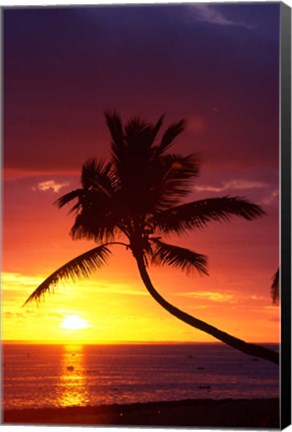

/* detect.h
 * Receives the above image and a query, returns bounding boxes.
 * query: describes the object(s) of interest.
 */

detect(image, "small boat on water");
[67,366,74,371]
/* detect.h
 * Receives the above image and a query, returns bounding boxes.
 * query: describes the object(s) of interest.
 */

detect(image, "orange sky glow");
[2,207,279,343]
[3,4,280,345]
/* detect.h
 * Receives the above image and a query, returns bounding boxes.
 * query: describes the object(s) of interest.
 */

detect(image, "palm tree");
[271,269,279,305]
[24,112,279,365]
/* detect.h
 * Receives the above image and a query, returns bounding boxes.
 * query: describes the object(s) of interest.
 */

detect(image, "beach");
[3,398,279,428]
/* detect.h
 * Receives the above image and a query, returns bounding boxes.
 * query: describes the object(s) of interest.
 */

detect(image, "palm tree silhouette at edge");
[271,269,279,305]
[24,112,279,365]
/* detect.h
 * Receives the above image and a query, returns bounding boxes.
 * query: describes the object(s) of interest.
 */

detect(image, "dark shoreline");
[2,398,280,428]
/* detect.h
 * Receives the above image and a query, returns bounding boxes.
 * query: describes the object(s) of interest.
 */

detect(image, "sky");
[3,2,280,344]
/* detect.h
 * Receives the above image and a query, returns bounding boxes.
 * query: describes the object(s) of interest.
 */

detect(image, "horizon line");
[2,340,280,346]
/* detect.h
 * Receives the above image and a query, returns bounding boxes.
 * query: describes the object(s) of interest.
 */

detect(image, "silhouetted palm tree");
[271,269,279,305]
[24,112,279,365]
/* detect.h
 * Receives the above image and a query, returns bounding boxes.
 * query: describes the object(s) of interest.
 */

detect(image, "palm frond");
[150,238,209,275]
[105,111,126,169]
[124,118,158,157]
[70,210,118,243]
[23,245,112,305]
[125,116,148,136]
[150,115,165,143]
[55,189,83,212]
[55,160,115,217]
[159,153,201,193]
[160,153,201,179]
[156,119,185,154]
[271,269,279,305]
[105,111,124,148]
[145,153,201,212]
[152,196,265,234]
[81,158,114,195]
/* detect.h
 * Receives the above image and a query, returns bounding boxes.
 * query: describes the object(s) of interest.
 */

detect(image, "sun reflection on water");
[57,345,90,407]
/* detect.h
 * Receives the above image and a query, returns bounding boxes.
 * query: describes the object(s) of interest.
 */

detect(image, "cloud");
[3,272,146,301]
[80,281,147,297]
[190,4,255,29]
[2,273,46,304]
[193,179,268,193]
[3,312,14,319]
[177,291,235,303]
[2,272,44,286]
[250,295,266,301]
[261,190,279,205]
[3,311,26,320]
[32,180,69,193]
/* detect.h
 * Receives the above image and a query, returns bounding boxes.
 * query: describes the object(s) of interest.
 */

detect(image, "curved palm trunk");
[135,253,279,365]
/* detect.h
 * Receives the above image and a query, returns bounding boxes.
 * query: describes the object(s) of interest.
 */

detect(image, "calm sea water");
[2,343,279,410]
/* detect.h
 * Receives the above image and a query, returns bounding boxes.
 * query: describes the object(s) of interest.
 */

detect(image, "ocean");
[2,343,279,411]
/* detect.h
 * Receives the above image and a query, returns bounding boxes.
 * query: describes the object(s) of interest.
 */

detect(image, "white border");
[1,1,291,432]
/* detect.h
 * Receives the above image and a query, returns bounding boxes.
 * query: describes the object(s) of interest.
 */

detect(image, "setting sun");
[60,315,90,331]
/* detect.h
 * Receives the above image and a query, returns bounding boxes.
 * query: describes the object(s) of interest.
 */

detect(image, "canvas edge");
[280,1,292,430]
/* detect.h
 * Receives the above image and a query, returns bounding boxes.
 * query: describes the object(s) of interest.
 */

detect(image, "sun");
[60,315,91,331]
